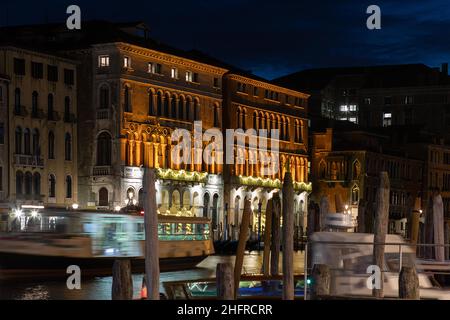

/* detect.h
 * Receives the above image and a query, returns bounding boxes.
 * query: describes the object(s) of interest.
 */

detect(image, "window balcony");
[14,105,28,117]
[48,111,60,121]
[31,108,46,119]
[93,166,111,176]
[14,154,44,168]
[97,109,110,120]
[64,113,77,123]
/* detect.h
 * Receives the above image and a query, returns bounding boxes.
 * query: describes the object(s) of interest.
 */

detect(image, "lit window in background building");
[349,117,357,123]
[349,105,357,111]
[98,55,110,67]
[383,112,392,127]
[340,105,348,112]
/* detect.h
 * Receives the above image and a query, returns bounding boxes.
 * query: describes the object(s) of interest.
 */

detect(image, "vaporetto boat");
[0,208,214,278]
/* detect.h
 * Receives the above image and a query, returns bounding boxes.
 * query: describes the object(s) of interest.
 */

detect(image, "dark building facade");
[275,64,450,142]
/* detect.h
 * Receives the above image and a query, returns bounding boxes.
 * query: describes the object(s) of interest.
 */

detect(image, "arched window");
[32,91,38,116]
[237,108,241,127]
[171,94,177,118]
[185,97,191,120]
[286,118,290,141]
[194,99,200,121]
[14,88,21,114]
[97,132,112,166]
[66,176,72,199]
[64,97,71,121]
[148,90,154,116]
[203,193,210,218]
[48,131,55,159]
[352,186,360,204]
[25,172,32,196]
[157,91,163,116]
[15,127,22,154]
[24,128,31,155]
[47,94,54,120]
[49,174,56,198]
[164,93,170,117]
[127,187,135,202]
[65,133,72,161]
[100,85,109,109]
[16,171,23,196]
[241,109,246,130]
[32,129,40,156]
[213,104,219,127]
[124,86,131,112]
[33,172,41,197]
[99,187,109,206]
[253,112,258,129]
[178,96,184,119]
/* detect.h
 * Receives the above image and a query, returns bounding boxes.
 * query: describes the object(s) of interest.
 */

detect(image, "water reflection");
[0,252,304,300]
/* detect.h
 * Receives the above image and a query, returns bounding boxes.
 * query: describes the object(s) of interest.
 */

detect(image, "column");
[154,143,159,168]
[129,141,135,167]
[135,141,142,167]
[120,138,127,165]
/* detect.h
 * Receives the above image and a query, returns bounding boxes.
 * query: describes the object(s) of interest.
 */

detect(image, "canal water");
[0,252,305,300]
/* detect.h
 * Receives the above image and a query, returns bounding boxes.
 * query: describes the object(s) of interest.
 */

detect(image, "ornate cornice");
[226,73,310,98]
[110,42,229,76]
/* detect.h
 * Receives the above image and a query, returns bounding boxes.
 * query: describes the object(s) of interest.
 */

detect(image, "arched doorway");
[172,190,181,213]
[99,187,109,206]
[212,194,219,232]
[203,193,210,218]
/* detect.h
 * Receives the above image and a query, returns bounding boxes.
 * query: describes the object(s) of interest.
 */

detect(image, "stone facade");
[0,46,78,209]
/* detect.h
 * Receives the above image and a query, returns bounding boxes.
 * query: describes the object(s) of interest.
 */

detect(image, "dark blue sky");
[1,0,450,79]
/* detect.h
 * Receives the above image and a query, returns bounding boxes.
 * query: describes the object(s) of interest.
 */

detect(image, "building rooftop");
[273,63,450,93]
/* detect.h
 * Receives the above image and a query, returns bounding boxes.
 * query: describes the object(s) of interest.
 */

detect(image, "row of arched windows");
[14,127,71,160]
[119,85,221,126]
[148,90,202,122]
[236,107,304,142]
[15,171,40,198]
[15,88,71,121]
[15,127,40,156]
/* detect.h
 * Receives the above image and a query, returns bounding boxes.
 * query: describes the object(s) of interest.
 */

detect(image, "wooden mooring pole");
[282,171,294,300]
[216,263,234,300]
[373,171,390,299]
[262,199,273,276]
[311,264,331,300]
[112,259,133,300]
[399,266,420,300]
[234,199,252,299]
[270,193,281,276]
[143,169,160,300]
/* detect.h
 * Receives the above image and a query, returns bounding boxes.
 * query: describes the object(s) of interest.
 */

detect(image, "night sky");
[1,0,450,79]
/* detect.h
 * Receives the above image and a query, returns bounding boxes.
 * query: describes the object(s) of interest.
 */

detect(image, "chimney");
[442,63,448,76]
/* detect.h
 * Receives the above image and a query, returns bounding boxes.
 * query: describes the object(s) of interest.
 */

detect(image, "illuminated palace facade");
[223,73,311,240]
[73,40,229,232]
[0,22,312,238]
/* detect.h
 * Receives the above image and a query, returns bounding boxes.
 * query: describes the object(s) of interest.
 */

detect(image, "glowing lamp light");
[132,199,138,205]
[72,203,79,210]
[345,205,349,211]
[31,210,39,218]
[115,206,122,212]
[140,210,145,216]
[14,209,24,217]
[128,192,134,199]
